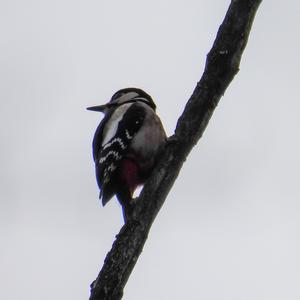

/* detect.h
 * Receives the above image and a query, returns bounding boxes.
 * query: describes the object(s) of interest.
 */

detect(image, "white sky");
[1,1,300,299]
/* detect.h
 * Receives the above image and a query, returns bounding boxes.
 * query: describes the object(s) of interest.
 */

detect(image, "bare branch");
[89,1,262,299]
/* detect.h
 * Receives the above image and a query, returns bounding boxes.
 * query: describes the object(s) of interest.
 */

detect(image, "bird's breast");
[130,112,166,160]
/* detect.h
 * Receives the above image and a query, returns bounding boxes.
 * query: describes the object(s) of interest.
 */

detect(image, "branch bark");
[89,0,262,299]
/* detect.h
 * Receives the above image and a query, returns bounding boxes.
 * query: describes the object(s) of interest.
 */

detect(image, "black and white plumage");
[87,88,166,221]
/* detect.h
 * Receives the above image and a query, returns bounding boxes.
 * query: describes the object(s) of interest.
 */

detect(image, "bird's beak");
[86,104,108,112]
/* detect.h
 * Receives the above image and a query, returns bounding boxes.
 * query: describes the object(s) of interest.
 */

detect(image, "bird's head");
[87,87,156,113]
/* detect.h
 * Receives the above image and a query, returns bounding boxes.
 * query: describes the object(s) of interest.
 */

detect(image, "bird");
[87,88,166,222]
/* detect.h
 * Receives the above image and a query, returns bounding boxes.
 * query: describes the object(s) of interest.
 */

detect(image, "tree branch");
[89,0,262,299]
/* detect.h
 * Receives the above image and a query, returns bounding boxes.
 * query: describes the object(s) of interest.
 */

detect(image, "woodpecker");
[87,88,166,222]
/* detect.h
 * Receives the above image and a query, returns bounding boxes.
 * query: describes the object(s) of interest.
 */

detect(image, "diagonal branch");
[89,0,262,299]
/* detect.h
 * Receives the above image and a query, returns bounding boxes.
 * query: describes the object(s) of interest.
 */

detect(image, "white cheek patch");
[102,103,133,146]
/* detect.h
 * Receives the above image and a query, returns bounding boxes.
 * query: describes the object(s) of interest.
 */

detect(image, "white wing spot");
[99,150,121,164]
[103,163,117,182]
[107,163,116,172]
[103,137,126,150]
[125,130,133,140]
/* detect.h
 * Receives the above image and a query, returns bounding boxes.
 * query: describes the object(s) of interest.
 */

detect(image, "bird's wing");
[92,110,113,162]
[94,103,147,205]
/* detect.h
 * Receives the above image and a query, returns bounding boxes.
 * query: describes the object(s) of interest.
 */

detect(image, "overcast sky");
[1,1,300,299]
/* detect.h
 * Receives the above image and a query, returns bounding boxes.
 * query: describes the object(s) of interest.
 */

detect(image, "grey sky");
[1,1,299,299]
